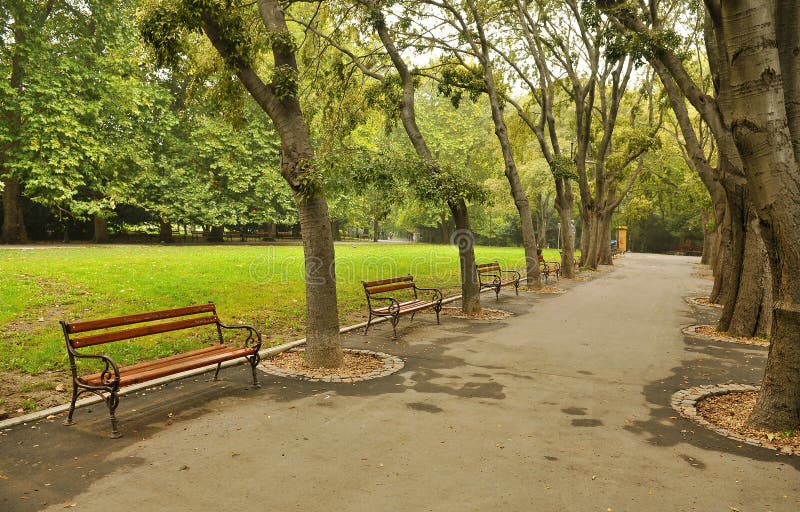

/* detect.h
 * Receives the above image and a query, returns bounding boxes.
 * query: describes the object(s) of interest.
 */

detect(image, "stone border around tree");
[671,384,799,456]
[681,325,769,347]
[684,296,724,309]
[258,348,404,383]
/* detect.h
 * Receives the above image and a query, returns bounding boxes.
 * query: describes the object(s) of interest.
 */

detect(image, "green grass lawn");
[0,244,565,376]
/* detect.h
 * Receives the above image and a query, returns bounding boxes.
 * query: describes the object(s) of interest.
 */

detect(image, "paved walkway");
[1,253,797,511]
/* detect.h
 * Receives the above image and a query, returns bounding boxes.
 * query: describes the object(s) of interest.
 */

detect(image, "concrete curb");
[671,384,799,456]
[681,324,770,348]
[0,289,482,430]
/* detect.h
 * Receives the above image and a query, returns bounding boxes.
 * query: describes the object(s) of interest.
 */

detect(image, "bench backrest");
[477,262,501,274]
[362,275,415,296]
[62,303,220,349]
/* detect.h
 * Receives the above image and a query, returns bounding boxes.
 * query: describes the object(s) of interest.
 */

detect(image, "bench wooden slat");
[70,316,219,348]
[365,282,415,295]
[99,344,229,375]
[81,346,257,387]
[372,299,426,314]
[363,275,414,287]
[67,304,216,334]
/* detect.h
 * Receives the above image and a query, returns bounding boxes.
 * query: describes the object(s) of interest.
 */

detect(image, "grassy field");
[1,243,565,379]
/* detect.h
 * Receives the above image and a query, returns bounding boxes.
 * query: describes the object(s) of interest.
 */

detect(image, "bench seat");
[79,345,257,388]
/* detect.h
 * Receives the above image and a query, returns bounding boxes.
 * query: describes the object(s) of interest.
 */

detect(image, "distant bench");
[362,275,443,338]
[61,303,262,438]
[476,262,520,300]
[538,254,560,282]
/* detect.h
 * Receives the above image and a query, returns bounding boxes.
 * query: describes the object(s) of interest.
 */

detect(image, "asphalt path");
[1,253,797,511]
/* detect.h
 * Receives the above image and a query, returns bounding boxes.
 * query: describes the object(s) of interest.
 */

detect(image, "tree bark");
[370,6,482,313]
[1,177,28,244]
[372,216,379,242]
[720,0,800,431]
[198,0,343,367]
[700,209,712,264]
[729,208,772,338]
[159,220,173,243]
[93,215,109,243]
[555,178,576,278]
[452,201,481,314]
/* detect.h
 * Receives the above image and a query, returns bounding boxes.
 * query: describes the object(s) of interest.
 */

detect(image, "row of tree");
[6,1,795,429]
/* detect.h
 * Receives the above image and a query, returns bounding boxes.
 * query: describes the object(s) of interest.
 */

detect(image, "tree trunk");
[372,216,379,242]
[207,225,224,242]
[719,0,800,431]
[370,7,481,314]
[159,220,173,243]
[93,215,109,243]
[452,200,481,314]
[297,192,342,367]
[1,177,27,244]
[555,178,576,278]
[200,0,343,368]
[700,209,712,264]
[715,186,746,331]
[598,213,613,265]
[728,207,772,338]
[582,209,602,269]
[330,220,341,241]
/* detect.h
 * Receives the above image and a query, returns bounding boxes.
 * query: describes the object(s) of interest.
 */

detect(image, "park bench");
[60,303,262,438]
[476,262,521,300]
[538,254,560,282]
[362,275,443,338]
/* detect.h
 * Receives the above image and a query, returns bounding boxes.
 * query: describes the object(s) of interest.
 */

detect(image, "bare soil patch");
[696,391,800,454]
[692,272,714,281]
[267,350,384,378]
[0,370,71,420]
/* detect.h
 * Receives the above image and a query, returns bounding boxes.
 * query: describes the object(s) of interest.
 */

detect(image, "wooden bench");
[538,254,561,282]
[362,275,443,338]
[60,303,262,438]
[476,262,521,300]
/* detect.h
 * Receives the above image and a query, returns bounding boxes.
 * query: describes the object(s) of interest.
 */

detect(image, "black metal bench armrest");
[218,322,264,351]
[500,269,521,280]
[71,352,120,386]
[414,286,443,303]
[368,296,401,314]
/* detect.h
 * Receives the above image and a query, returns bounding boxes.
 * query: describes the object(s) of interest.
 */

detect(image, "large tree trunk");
[297,192,342,367]
[452,200,481,314]
[371,7,482,315]
[597,213,613,265]
[1,177,27,244]
[700,209,713,264]
[719,0,800,431]
[555,178,576,278]
[159,220,173,243]
[199,0,343,368]
[715,186,746,331]
[93,215,109,243]
[466,0,541,289]
[728,207,772,338]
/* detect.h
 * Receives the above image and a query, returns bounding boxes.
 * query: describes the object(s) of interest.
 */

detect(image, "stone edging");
[671,384,799,456]
[681,325,769,347]
[258,348,404,383]
[684,296,724,309]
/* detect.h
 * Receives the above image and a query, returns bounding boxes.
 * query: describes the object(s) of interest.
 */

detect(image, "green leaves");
[549,154,578,180]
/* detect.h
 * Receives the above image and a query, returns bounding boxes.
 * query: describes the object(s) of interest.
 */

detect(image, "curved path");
[1,253,797,511]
